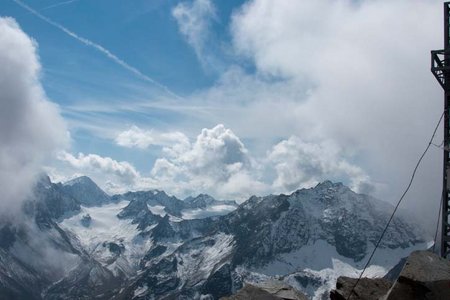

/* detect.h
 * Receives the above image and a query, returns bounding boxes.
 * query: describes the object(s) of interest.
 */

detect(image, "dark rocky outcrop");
[383,256,407,282]
[117,198,162,230]
[80,214,91,227]
[221,280,308,300]
[61,176,111,207]
[151,215,176,241]
[220,285,280,300]
[330,250,450,300]
[185,194,238,209]
[385,250,450,300]
[116,190,186,217]
[329,277,392,300]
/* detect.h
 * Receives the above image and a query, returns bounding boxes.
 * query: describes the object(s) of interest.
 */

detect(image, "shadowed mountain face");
[61,176,111,207]
[0,177,427,300]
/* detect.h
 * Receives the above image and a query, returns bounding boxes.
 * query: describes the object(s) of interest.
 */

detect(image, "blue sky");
[0,0,446,227]
[2,0,259,170]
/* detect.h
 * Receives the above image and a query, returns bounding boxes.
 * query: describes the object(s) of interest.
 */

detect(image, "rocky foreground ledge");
[331,250,450,300]
[220,280,308,300]
[222,250,450,300]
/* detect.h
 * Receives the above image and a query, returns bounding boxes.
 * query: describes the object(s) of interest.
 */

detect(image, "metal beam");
[431,2,450,259]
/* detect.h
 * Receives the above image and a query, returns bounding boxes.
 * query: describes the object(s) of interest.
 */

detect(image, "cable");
[431,140,445,148]
[346,110,444,300]
[432,194,443,253]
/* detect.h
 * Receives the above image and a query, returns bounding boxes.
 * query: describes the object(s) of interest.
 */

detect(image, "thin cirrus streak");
[40,0,80,11]
[12,0,182,100]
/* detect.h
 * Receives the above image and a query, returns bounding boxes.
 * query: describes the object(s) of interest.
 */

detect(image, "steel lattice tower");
[431,2,450,258]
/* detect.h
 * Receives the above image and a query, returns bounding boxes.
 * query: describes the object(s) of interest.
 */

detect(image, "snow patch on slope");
[59,201,153,269]
[176,233,234,286]
[133,284,148,298]
[147,204,166,217]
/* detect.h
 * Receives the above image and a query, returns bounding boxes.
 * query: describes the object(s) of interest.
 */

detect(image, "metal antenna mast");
[431,2,450,259]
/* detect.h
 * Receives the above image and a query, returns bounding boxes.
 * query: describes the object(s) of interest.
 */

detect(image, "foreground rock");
[330,250,450,300]
[221,280,308,300]
[329,277,392,300]
[385,250,450,300]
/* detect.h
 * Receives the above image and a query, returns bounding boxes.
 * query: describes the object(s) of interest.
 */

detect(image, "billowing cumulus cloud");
[0,17,67,215]
[268,136,372,194]
[57,125,267,199]
[227,0,442,228]
[151,124,267,199]
[57,151,139,186]
[31,0,444,233]
[56,124,374,202]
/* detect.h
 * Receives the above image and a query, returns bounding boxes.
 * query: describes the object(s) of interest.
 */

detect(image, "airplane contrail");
[13,0,182,100]
[40,0,80,11]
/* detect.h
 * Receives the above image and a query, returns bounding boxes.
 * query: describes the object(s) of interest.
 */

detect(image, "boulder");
[330,250,450,300]
[220,284,281,300]
[384,250,450,300]
[221,280,307,300]
[329,276,392,300]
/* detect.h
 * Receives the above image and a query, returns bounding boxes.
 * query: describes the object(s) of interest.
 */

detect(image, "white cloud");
[268,136,372,194]
[36,0,444,232]
[150,124,267,200]
[57,151,139,185]
[115,125,190,151]
[55,125,372,202]
[172,0,218,68]
[0,17,68,215]
[228,0,443,228]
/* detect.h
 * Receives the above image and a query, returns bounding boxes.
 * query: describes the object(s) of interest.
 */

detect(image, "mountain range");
[0,176,429,300]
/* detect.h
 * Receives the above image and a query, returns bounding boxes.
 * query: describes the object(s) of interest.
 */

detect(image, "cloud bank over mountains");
[0,0,445,231]
[0,17,67,215]
[49,0,443,213]
[226,0,442,222]
[55,123,372,201]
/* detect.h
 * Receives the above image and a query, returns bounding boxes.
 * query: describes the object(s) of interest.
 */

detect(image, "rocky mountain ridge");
[0,176,429,300]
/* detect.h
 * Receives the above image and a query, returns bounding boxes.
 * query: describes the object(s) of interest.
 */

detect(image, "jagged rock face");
[117,233,235,299]
[62,176,111,207]
[0,252,46,300]
[185,194,238,209]
[117,198,162,230]
[0,220,82,300]
[30,176,80,221]
[0,178,427,300]
[140,245,167,268]
[224,194,291,266]
[0,177,133,300]
[185,193,218,208]
[103,182,425,299]
[216,181,422,271]
[202,263,234,299]
[151,215,176,241]
[117,190,186,217]
[291,182,420,256]
[44,259,122,300]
